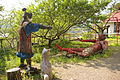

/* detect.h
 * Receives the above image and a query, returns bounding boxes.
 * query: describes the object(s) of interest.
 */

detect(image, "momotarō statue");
[16,8,52,70]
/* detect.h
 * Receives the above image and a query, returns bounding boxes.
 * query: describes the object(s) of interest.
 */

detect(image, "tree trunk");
[48,40,53,48]
[6,68,22,80]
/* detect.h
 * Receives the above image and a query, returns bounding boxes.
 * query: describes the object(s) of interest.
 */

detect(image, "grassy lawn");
[0,37,120,80]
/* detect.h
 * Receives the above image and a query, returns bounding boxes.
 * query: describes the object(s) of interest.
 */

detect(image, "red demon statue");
[56,34,108,57]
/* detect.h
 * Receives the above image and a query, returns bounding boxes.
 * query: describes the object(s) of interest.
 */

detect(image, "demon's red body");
[56,34,108,57]
[71,38,97,43]
[56,40,108,57]
[56,44,84,53]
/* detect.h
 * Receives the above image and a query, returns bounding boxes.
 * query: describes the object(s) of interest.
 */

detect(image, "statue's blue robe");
[16,23,43,59]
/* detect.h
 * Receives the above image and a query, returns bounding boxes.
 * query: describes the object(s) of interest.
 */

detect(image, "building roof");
[106,10,120,22]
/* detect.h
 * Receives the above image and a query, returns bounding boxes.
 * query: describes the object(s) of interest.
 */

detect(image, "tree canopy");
[0,6,3,11]
[4,0,112,47]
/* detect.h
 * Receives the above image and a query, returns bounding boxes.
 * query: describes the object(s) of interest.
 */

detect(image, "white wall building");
[105,10,120,35]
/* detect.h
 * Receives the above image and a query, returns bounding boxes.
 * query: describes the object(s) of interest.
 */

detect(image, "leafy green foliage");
[0,6,4,11]
[110,2,120,11]
[0,0,115,79]
[0,48,19,73]
[11,0,111,47]
[78,0,112,34]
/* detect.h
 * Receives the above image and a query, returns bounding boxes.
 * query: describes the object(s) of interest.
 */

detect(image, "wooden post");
[6,68,22,80]
[115,17,119,45]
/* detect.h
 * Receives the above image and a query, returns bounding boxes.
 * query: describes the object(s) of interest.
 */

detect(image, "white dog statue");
[41,48,53,80]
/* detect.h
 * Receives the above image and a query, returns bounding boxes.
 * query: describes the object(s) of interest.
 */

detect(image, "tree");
[0,6,3,11]
[0,6,4,17]
[111,2,120,11]
[0,8,19,48]
[14,0,112,47]
[86,1,120,35]
[81,14,111,35]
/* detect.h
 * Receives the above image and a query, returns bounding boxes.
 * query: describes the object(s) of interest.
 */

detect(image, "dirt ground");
[53,47,120,80]
[1,47,120,80]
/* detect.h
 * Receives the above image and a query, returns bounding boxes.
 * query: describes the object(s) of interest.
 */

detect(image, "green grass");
[0,37,120,80]
[31,37,120,64]
[49,37,120,64]
[0,48,20,80]
[106,38,120,46]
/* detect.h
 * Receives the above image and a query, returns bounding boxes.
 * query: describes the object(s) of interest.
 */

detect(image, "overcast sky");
[0,0,35,11]
[0,0,120,12]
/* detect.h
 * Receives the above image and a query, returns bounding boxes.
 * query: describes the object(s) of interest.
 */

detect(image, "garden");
[0,0,120,80]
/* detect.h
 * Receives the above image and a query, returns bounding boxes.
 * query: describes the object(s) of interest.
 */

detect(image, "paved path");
[53,47,120,80]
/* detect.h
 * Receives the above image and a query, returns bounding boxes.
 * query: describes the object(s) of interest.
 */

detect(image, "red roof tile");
[106,10,120,22]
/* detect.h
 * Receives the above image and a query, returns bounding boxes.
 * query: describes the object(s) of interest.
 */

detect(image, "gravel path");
[53,48,120,80]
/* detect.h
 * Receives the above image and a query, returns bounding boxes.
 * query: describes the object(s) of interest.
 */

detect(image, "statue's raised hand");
[47,26,52,30]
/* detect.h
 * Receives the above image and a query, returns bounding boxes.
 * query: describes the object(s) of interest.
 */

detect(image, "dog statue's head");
[42,48,50,55]
[42,48,51,61]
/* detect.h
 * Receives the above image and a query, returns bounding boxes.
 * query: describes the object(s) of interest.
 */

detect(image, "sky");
[0,0,120,13]
[0,0,35,11]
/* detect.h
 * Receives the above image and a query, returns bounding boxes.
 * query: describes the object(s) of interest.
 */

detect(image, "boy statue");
[16,8,52,70]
